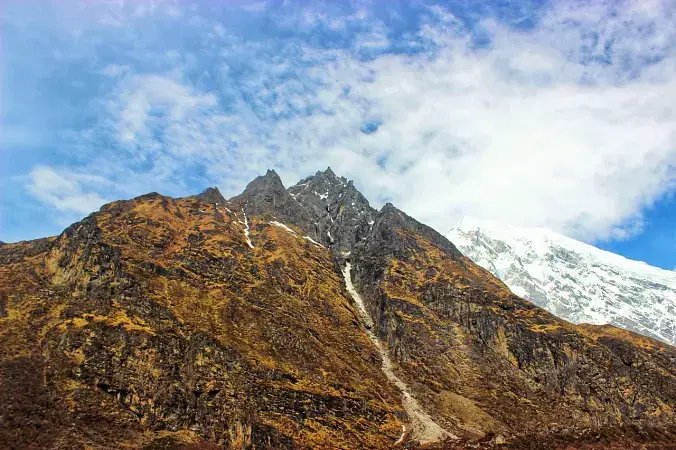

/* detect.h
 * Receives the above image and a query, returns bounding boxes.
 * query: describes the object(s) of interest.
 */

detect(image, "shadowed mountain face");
[1,170,675,450]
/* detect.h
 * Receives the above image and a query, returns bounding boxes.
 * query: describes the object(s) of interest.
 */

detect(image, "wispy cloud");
[3,0,676,246]
[109,74,218,147]
[26,167,110,215]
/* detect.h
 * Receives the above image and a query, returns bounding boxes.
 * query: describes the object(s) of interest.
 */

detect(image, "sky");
[1,0,675,270]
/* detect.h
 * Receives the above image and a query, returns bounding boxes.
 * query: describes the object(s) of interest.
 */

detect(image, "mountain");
[0,187,404,450]
[448,217,676,346]
[1,170,675,450]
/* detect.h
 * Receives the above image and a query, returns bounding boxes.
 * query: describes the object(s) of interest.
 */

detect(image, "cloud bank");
[3,0,676,243]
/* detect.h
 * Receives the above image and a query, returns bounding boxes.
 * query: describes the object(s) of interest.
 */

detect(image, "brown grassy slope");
[0,193,405,450]
[3,191,675,449]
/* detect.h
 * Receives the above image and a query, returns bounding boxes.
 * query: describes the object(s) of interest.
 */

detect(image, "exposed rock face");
[448,217,676,345]
[288,167,376,252]
[195,186,227,205]
[1,170,675,450]
[229,170,318,240]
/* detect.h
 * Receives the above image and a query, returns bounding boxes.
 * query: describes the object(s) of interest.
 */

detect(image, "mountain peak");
[381,202,397,212]
[232,168,287,202]
[288,170,375,252]
[248,169,284,191]
[230,169,317,237]
[195,186,226,204]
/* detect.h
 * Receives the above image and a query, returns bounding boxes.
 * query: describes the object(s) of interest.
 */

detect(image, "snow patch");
[448,217,676,345]
[303,236,323,247]
[510,285,528,298]
[342,263,453,444]
[269,221,297,236]
[394,425,406,445]
[241,209,254,249]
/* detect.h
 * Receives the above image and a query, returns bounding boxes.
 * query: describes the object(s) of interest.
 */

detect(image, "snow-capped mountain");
[448,217,676,346]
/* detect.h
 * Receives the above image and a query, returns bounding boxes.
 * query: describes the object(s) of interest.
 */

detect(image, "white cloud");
[21,0,676,245]
[108,74,218,147]
[26,167,110,215]
[267,0,676,242]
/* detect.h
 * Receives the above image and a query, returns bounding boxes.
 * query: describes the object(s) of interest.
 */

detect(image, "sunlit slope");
[0,193,405,449]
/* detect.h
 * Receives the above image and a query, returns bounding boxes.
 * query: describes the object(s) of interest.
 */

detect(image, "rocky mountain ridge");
[1,168,675,450]
[448,217,676,346]
[287,167,377,254]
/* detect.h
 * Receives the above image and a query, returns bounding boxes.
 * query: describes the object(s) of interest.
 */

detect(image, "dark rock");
[230,169,319,238]
[194,187,226,205]
[288,167,377,253]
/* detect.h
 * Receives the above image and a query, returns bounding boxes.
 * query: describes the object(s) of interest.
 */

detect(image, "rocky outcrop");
[194,186,227,205]
[288,167,376,253]
[229,170,319,240]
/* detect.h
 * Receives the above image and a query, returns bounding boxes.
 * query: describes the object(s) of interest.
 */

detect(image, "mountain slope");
[347,203,676,448]
[1,171,675,450]
[0,191,405,449]
[448,217,676,345]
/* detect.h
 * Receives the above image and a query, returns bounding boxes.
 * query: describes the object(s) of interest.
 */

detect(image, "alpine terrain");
[448,217,676,346]
[1,168,675,450]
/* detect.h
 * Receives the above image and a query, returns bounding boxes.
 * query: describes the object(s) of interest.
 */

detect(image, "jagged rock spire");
[195,186,226,204]
[288,170,376,253]
[245,169,286,193]
[230,169,286,208]
[229,169,318,238]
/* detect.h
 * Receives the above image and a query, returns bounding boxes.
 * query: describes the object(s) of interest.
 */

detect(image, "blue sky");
[1,0,676,270]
